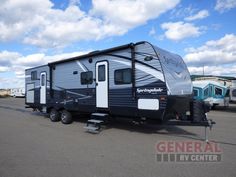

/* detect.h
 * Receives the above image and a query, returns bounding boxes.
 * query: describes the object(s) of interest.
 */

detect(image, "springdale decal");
[137,88,163,94]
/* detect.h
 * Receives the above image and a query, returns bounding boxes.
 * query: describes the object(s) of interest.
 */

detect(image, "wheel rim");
[50,112,55,119]
[61,113,66,121]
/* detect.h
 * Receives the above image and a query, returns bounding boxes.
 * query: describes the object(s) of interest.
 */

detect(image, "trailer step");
[87,119,104,124]
[84,119,104,133]
[90,113,109,122]
[83,125,99,133]
[91,113,108,116]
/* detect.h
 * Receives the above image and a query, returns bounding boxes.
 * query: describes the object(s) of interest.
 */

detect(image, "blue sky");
[0,0,236,88]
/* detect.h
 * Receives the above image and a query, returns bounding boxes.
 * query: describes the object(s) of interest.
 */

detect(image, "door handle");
[96,83,98,86]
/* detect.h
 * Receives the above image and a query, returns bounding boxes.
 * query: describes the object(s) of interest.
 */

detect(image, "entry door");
[40,72,46,104]
[96,61,108,108]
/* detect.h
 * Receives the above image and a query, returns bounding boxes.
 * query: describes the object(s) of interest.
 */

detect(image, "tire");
[49,109,60,122]
[192,100,206,122]
[211,105,215,110]
[61,110,73,124]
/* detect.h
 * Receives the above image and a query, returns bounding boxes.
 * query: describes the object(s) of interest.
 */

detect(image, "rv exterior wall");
[230,87,236,102]
[155,46,193,96]
[25,65,49,105]
[232,80,236,87]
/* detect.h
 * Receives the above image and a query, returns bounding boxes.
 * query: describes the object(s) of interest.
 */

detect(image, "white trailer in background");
[10,88,25,98]
[230,80,236,102]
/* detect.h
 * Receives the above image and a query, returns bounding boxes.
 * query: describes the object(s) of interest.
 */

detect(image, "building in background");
[191,75,235,87]
[0,89,11,97]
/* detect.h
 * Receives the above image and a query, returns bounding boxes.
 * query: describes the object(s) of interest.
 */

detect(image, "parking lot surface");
[0,97,236,177]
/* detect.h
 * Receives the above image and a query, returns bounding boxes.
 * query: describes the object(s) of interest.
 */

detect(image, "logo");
[156,140,222,163]
[137,88,163,94]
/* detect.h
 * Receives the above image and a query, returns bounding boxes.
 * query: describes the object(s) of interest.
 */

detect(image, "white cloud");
[69,0,81,6]
[184,34,236,76]
[14,51,89,69]
[170,5,196,20]
[0,0,180,48]
[215,0,236,13]
[91,0,180,28]
[184,34,236,66]
[184,10,209,21]
[161,21,202,41]
[149,27,156,36]
[0,51,20,66]
[0,66,10,72]
[0,50,89,87]
[0,77,25,89]
[0,0,53,41]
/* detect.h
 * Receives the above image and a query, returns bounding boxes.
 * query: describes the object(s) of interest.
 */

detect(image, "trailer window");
[232,89,236,97]
[98,65,105,81]
[225,89,230,97]
[204,88,209,97]
[215,87,223,96]
[81,71,93,85]
[115,68,132,85]
[41,74,45,86]
[193,89,199,96]
[31,71,37,80]
[209,86,212,95]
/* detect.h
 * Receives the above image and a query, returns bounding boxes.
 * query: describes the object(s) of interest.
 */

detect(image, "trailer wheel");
[61,110,73,124]
[192,100,206,122]
[49,109,60,122]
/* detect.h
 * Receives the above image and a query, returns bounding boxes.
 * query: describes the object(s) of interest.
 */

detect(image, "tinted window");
[98,65,105,81]
[193,89,198,96]
[41,74,45,86]
[209,86,212,95]
[81,71,93,85]
[115,68,132,85]
[31,71,37,80]
[232,89,236,97]
[225,89,230,97]
[215,87,223,95]
[73,71,78,75]
[204,88,209,97]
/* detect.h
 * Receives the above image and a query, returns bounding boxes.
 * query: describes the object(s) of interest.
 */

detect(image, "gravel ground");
[0,97,236,177]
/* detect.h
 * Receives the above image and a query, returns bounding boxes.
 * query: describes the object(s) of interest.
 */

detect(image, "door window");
[41,74,45,86]
[98,65,105,81]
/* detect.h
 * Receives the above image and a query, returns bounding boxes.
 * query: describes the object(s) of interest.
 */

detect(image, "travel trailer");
[193,80,229,108]
[10,88,25,98]
[230,80,236,102]
[25,41,200,125]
